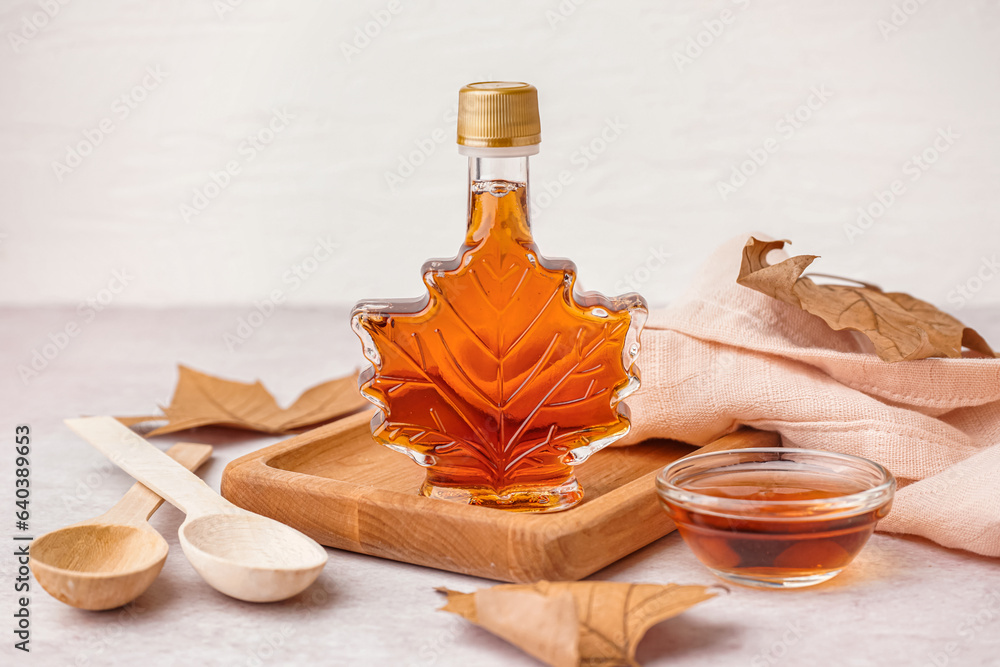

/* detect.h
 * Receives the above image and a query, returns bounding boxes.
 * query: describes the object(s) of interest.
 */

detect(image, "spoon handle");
[101,443,214,525]
[66,417,232,518]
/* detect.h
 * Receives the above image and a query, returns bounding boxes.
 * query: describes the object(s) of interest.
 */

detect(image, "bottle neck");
[467,156,531,235]
[469,155,528,187]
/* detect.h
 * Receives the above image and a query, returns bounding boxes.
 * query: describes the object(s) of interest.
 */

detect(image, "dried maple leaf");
[352,191,644,490]
[437,581,716,667]
[117,365,369,436]
[737,237,997,363]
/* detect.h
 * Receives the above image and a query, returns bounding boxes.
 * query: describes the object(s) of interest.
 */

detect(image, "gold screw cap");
[457,82,542,149]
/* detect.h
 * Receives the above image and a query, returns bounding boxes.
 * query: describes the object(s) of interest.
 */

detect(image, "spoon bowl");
[179,513,328,603]
[32,524,168,610]
[29,443,213,610]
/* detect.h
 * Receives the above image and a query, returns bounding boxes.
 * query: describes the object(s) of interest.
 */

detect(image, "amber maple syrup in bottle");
[351,82,647,512]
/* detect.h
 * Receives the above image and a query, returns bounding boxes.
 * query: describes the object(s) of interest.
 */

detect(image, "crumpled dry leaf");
[437,581,716,667]
[117,365,369,436]
[737,237,997,362]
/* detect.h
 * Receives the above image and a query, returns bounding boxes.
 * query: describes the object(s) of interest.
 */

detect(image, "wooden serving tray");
[221,411,777,582]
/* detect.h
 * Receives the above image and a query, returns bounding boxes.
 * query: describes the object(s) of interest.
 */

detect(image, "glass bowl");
[656,448,895,589]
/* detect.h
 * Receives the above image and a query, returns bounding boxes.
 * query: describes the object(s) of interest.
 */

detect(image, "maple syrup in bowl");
[656,448,894,589]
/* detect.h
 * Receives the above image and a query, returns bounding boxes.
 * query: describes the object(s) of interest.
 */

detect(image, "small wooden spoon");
[65,416,328,603]
[31,442,213,610]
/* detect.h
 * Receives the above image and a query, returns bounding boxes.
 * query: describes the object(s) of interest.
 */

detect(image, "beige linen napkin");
[622,235,1000,557]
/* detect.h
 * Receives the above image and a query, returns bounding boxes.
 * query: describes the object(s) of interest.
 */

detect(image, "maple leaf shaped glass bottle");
[352,82,647,512]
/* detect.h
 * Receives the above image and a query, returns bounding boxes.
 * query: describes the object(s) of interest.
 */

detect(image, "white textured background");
[2,0,999,312]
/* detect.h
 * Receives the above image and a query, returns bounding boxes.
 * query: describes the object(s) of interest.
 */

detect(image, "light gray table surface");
[2,306,999,667]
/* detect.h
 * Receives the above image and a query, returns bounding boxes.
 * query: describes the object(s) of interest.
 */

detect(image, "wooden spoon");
[31,442,213,610]
[65,416,328,603]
